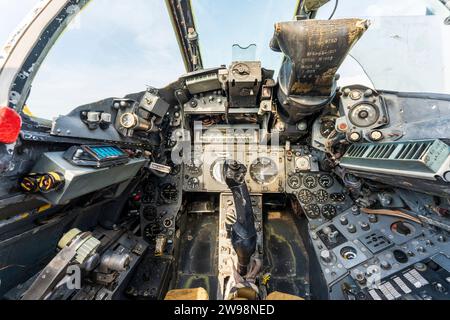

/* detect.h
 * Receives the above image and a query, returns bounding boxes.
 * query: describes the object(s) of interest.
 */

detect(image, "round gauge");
[348,103,380,128]
[320,120,336,138]
[160,183,178,204]
[295,157,310,171]
[120,113,138,129]
[304,204,321,219]
[169,163,181,176]
[250,157,279,185]
[187,177,200,189]
[185,164,202,177]
[143,206,157,221]
[316,190,329,204]
[303,175,318,189]
[288,175,302,189]
[321,205,337,220]
[318,174,334,189]
[210,159,227,184]
[143,223,161,243]
[143,183,157,204]
[298,189,315,204]
[330,193,346,203]
[231,63,251,78]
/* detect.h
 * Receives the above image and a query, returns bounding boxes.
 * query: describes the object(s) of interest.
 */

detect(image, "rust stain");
[275,23,282,33]
[347,19,370,45]
[291,82,314,95]
[279,18,370,97]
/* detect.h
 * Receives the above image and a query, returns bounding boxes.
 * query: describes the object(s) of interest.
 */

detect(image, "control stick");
[223,160,257,275]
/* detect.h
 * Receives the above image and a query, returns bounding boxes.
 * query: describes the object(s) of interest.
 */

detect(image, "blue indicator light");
[90,146,126,160]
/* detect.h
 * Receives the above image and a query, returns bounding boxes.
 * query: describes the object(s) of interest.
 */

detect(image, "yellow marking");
[38,204,52,213]
[22,105,34,117]
[262,273,271,285]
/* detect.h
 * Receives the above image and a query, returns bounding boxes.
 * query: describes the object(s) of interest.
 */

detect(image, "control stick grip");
[223,160,257,275]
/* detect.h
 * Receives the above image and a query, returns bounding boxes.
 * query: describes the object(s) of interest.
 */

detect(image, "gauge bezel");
[288,175,302,189]
[303,174,318,189]
[348,102,380,128]
[249,157,279,185]
[318,174,334,189]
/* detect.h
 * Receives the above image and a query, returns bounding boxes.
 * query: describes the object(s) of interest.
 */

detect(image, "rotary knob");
[320,250,333,264]
[323,226,332,235]
[380,260,392,270]
[351,206,360,216]
[339,216,349,226]
[360,222,370,231]
[417,246,426,254]
[368,214,378,223]
[347,224,357,233]
[355,272,367,285]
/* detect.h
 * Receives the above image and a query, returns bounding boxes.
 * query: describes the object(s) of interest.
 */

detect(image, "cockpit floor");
[263,210,310,299]
[174,213,220,299]
[173,205,310,300]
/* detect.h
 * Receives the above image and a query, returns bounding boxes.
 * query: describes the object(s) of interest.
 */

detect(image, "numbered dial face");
[349,103,380,128]
[143,223,161,243]
[320,120,336,138]
[160,183,178,204]
[210,159,226,184]
[187,177,199,189]
[322,205,337,220]
[318,174,334,189]
[250,157,279,185]
[232,63,251,78]
[316,190,329,204]
[120,113,138,129]
[304,204,321,219]
[303,175,318,189]
[298,189,315,204]
[169,163,181,176]
[143,206,157,221]
[288,175,302,189]
[330,193,346,202]
[185,164,202,177]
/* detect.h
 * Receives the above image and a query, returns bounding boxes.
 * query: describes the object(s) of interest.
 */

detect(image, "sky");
[1,0,187,119]
[0,0,448,119]
[0,0,296,119]
[192,0,295,69]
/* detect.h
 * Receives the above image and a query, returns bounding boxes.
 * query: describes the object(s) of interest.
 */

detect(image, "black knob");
[360,222,370,231]
[393,249,408,264]
[347,224,357,233]
[340,216,349,226]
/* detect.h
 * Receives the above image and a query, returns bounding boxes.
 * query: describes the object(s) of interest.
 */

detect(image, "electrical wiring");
[361,208,422,224]
[328,0,339,20]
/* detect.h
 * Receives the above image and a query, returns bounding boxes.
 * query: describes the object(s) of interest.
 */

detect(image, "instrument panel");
[183,145,285,193]
[309,203,450,296]
[285,148,353,225]
[336,85,389,143]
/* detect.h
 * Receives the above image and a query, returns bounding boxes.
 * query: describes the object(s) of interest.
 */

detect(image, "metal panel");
[32,152,146,205]
[341,139,450,180]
